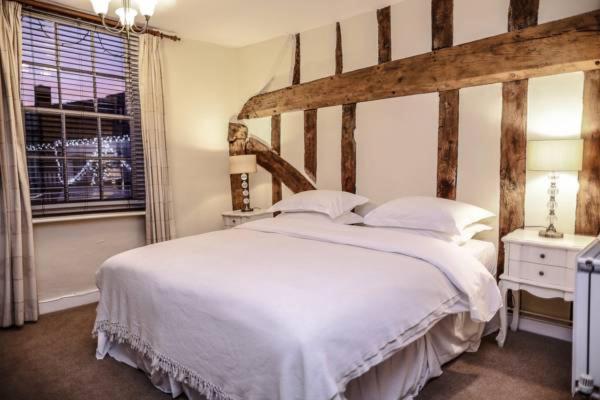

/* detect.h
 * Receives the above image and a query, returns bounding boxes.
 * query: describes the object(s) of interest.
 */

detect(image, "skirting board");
[39,289,99,315]
[507,311,572,342]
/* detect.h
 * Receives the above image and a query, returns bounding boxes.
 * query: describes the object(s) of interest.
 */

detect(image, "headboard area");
[229,1,600,275]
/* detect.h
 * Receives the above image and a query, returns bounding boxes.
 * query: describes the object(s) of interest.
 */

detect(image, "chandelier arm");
[100,14,126,34]
[130,17,150,34]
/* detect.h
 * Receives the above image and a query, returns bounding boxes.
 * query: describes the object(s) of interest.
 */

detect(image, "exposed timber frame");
[239,9,600,119]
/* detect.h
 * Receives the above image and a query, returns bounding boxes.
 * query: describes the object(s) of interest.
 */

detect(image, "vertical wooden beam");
[304,109,317,182]
[432,0,458,200]
[341,104,357,193]
[576,70,600,236]
[498,0,539,274]
[293,33,301,85]
[335,22,343,75]
[377,6,391,64]
[436,90,460,199]
[271,114,282,204]
[432,0,453,51]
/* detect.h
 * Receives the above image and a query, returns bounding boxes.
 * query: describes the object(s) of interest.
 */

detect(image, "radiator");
[573,239,600,396]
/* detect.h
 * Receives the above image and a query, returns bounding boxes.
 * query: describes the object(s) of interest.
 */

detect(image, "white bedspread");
[94,218,501,400]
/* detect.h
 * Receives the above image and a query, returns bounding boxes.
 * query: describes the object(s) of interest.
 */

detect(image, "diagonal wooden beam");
[432,0,458,200]
[246,137,316,193]
[498,0,539,276]
[239,9,600,119]
[576,70,600,236]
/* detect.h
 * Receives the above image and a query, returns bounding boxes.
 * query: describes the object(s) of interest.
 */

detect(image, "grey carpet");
[0,304,573,400]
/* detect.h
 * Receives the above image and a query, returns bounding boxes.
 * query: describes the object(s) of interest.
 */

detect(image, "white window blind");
[21,11,145,217]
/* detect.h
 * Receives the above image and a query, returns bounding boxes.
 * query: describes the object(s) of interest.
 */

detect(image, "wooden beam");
[239,9,600,119]
[432,0,453,51]
[16,0,180,41]
[508,0,540,31]
[576,70,600,236]
[246,137,316,193]
[436,90,459,199]
[498,0,539,275]
[228,123,248,210]
[432,0,458,200]
[293,33,301,85]
[377,6,391,64]
[304,109,318,182]
[341,104,357,193]
[335,22,343,75]
[271,114,282,204]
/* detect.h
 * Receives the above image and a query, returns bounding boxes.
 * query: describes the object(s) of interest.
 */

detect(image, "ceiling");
[47,0,397,47]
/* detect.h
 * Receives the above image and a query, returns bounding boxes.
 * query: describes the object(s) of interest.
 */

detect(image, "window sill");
[32,211,145,225]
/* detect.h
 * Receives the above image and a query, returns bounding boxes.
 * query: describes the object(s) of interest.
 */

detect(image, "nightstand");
[496,229,595,347]
[222,209,273,229]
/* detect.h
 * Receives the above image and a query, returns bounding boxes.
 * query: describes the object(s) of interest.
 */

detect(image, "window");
[21,13,145,217]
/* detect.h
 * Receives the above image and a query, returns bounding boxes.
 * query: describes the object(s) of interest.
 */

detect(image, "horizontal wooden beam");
[239,9,600,119]
[246,137,316,194]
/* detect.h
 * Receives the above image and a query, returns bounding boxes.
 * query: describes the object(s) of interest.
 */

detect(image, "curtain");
[0,1,38,327]
[139,34,175,244]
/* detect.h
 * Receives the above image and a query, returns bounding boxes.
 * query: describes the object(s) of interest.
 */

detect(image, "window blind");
[21,11,145,217]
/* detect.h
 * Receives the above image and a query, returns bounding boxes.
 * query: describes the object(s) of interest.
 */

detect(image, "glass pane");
[102,159,132,200]
[66,159,100,201]
[58,25,93,72]
[101,119,130,158]
[97,76,126,114]
[24,113,63,157]
[65,116,98,157]
[60,70,95,111]
[94,32,126,77]
[21,65,59,108]
[22,16,56,66]
[27,157,65,205]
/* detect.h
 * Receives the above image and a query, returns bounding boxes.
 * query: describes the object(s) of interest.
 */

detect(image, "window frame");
[21,11,145,218]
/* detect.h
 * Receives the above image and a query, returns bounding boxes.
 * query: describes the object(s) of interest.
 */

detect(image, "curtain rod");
[14,0,181,41]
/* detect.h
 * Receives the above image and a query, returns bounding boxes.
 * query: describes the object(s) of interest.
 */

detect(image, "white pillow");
[364,196,495,235]
[276,211,364,225]
[269,190,369,219]
[378,223,492,245]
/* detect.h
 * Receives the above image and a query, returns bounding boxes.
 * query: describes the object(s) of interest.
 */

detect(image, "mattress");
[462,239,497,276]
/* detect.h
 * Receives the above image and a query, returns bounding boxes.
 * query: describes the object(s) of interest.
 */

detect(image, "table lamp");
[229,154,257,212]
[527,139,583,238]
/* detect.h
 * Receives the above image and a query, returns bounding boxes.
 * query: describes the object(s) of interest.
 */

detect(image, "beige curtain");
[139,34,175,244]
[0,1,38,327]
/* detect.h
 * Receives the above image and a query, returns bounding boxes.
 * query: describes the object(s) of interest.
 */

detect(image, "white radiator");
[573,239,600,396]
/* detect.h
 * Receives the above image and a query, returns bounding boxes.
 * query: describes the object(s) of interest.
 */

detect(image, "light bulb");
[90,0,110,15]
[137,0,157,17]
[115,7,138,27]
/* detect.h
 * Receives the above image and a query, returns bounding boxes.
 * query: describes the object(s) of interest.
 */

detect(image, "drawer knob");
[538,271,545,277]
[539,253,546,259]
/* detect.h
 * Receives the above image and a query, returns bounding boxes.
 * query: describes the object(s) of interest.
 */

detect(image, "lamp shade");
[527,139,583,172]
[229,155,257,174]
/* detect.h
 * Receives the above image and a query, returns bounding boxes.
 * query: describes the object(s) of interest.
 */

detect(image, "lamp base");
[241,207,254,213]
[539,229,564,239]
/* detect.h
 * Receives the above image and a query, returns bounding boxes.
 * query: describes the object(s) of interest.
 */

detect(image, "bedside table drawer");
[515,261,574,289]
[510,244,567,267]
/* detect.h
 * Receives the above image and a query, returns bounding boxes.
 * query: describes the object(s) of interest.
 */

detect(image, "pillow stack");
[364,196,494,245]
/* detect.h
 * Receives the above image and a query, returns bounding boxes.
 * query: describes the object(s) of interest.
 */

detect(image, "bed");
[93,216,501,400]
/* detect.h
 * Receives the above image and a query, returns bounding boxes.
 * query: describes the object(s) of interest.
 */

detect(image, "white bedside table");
[222,209,273,229]
[496,229,595,347]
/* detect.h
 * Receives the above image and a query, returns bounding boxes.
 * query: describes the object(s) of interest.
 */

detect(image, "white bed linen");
[94,218,501,400]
